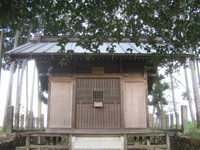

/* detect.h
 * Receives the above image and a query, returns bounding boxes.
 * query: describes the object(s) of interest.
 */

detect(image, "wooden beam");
[147,73,156,77]
[127,145,167,149]
[39,72,49,77]
[26,133,30,150]
[29,145,69,149]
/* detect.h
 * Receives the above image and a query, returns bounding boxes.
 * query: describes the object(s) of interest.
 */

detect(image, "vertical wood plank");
[69,134,72,150]
[147,136,150,150]
[26,133,30,150]
[38,136,41,150]
[166,133,170,150]
[124,134,127,150]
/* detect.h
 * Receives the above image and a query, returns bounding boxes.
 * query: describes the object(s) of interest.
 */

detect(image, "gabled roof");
[4,33,164,59]
[3,33,164,91]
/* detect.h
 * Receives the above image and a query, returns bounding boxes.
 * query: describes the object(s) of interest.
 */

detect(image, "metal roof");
[4,42,156,56]
[4,33,163,59]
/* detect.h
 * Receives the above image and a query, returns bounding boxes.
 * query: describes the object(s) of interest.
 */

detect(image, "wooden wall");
[76,103,121,128]
[49,81,73,128]
[123,81,147,128]
[47,58,148,130]
[52,59,144,76]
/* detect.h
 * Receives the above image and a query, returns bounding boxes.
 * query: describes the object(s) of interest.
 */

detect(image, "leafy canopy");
[1,0,200,69]
[149,73,169,106]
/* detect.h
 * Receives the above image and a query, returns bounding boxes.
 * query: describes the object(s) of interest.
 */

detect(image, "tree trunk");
[20,25,23,44]
[15,59,26,129]
[14,29,20,49]
[184,63,196,124]
[0,28,4,87]
[38,14,42,33]
[152,106,155,128]
[2,61,15,132]
[170,72,178,123]
[30,62,36,111]
[27,22,32,43]
[189,47,200,127]
[14,59,21,129]
[37,64,41,128]
[25,60,28,129]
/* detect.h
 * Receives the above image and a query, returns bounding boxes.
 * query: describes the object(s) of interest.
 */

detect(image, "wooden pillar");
[26,133,30,150]
[124,134,127,150]
[166,133,170,150]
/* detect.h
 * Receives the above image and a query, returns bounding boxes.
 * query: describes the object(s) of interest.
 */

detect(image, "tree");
[149,73,169,119]
[1,0,199,69]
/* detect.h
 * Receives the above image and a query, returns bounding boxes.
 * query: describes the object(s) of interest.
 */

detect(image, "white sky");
[0,60,47,126]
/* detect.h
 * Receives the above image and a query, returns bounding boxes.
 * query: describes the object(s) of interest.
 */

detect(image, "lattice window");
[93,91,103,102]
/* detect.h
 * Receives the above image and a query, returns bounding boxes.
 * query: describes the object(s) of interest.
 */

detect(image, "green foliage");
[149,73,169,106]
[185,121,200,138]
[1,0,200,69]
[38,90,48,105]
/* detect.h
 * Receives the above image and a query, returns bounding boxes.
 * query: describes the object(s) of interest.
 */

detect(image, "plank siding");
[50,81,72,128]
[76,78,120,103]
[76,103,121,128]
[76,78,121,128]
[124,81,147,128]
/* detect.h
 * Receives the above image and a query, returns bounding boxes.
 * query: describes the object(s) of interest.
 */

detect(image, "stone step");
[15,146,26,150]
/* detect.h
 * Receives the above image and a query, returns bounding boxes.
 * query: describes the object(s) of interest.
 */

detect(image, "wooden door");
[49,81,73,128]
[76,78,121,128]
[124,81,147,128]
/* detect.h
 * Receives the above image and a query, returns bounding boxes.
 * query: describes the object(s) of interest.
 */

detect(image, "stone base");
[15,146,26,150]
[72,136,124,150]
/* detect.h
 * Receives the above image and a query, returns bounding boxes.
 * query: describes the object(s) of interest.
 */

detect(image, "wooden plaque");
[94,102,103,107]
[92,67,104,74]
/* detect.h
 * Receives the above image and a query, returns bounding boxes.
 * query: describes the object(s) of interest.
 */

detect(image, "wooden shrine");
[5,33,172,150]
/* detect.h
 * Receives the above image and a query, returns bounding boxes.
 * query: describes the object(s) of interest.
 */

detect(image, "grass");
[184,121,200,138]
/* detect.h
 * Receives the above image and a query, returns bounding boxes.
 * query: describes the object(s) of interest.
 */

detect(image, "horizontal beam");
[39,72,49,77]
[30,145,69,149]
[147,72,156,77]
[127,144,167,149]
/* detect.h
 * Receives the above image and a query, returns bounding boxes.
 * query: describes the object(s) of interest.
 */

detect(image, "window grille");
[93,91,103,102]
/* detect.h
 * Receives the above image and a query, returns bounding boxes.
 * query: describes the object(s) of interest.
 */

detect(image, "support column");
[181,105,189,133]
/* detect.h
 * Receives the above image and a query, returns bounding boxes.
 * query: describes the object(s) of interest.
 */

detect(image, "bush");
[185,121,200,139]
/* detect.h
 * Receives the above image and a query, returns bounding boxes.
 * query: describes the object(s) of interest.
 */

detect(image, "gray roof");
[4,33,165,59]
[5,41,156,55]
